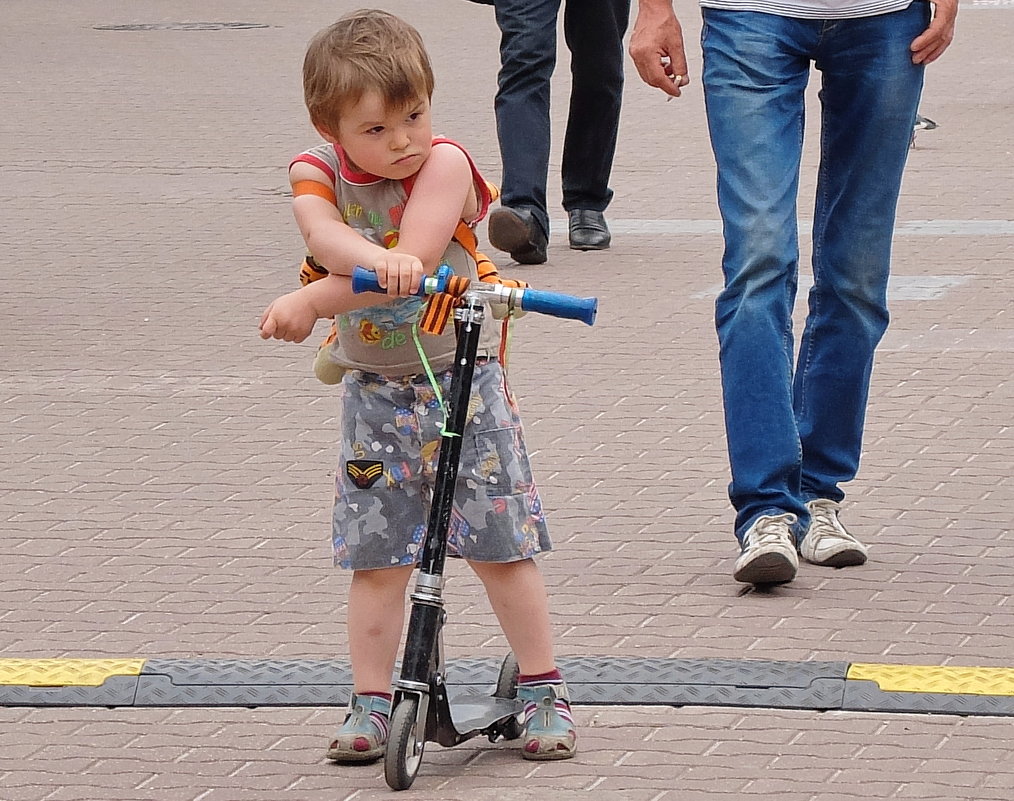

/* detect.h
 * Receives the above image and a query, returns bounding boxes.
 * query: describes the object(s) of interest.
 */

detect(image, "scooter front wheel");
[385,696,426,790]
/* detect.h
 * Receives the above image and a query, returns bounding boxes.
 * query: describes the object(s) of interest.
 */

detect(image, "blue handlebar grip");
[430,263,452,293]
[519,288,598,326]
[351,265,385,294]
[350,264,452,296]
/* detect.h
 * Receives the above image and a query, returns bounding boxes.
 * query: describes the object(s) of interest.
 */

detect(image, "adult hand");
[911,0,958,64]
[629,0,690,98]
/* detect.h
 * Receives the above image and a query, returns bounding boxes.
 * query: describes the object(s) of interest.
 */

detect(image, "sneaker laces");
[807,500,851,541]
[744,514,797,548]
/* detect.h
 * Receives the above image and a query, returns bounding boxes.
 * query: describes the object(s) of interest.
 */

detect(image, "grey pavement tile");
[2,707,1012,801]
[2,0,1013,798]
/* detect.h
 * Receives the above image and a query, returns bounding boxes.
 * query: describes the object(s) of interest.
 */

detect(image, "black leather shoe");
[568,209,611,251]
[487,206,548,265]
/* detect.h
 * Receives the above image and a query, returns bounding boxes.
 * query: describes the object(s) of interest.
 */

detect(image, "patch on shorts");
[346,459,384,489]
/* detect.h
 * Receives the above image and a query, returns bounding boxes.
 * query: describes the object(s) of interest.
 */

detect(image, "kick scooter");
[350,265,597,790]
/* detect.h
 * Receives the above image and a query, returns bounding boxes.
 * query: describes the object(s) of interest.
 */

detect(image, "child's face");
[333,90,433,180]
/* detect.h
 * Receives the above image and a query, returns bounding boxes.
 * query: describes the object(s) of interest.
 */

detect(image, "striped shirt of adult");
[699,0,918,20]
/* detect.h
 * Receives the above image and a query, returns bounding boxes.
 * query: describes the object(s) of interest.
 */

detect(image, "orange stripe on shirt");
[292,180,337,205]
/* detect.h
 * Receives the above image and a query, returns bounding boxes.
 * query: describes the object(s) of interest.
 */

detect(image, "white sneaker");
[799,499,869,567]
[733,514,799,584]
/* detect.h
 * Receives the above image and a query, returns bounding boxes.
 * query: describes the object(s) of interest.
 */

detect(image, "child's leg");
[327,564,414,764]
[467,558,555,674]
[347,564,415,692]
[468,558,576,761]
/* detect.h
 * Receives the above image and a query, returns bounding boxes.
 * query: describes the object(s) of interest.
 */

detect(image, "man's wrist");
[637,0,677,10]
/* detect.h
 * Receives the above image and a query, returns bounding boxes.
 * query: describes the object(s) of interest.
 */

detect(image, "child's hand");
[259,289,320,342]
[371,252,425,296]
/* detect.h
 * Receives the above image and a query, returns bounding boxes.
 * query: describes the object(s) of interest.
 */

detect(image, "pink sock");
[519,668,563,685]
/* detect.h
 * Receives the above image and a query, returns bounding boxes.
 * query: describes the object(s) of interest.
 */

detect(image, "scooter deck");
[445,693,522,735]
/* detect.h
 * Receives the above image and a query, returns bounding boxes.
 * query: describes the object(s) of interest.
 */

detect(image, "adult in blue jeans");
[628,0,957,584]
[484,0,631,264]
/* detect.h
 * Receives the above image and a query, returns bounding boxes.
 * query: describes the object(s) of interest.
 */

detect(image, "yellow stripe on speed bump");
[848,663,1014,696]
[0,659,145,687]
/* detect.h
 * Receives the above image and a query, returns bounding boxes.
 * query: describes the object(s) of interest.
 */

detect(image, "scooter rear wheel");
[385,696,426,791]
[493,652,520,699]
[493,653,523,741]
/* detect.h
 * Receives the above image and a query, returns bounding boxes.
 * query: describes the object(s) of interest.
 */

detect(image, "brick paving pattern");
[1,1,1011,799]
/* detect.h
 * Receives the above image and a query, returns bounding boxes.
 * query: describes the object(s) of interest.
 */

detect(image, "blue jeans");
[493,0,630,239]
[701,5,928,541]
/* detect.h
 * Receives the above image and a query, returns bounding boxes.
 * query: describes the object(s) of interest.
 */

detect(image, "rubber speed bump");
[844,663,1014,715]
[134,659,352,707]
[0,659,145,706]
[561,656,848,709]
[2,658,1013,715]
[0,659,145,686]
[449,657,848,709]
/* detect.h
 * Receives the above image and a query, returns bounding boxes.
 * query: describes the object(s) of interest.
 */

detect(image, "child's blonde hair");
[303,9,435,136]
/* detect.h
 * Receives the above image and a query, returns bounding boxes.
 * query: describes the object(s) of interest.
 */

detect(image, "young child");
[259,10,576,763]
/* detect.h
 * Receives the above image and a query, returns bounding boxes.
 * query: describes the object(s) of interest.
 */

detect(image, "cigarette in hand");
[660,56,681,101]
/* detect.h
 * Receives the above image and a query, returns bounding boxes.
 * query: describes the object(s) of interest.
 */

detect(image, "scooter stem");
[418,298,485,577]
[397,297,486,689]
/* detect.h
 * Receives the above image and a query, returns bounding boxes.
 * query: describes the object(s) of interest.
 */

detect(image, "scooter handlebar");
[350,264,452,296]
[350,265,597,326]
[350,266,386,295]
[517,288,597,326]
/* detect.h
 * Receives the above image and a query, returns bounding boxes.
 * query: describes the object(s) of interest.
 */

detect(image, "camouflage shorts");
[332,359,552,570]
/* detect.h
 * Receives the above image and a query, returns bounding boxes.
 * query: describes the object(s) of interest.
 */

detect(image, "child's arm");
[264,143,478,343]
[393,142,476,267]
[290,143,476,288]
[290,161,425,296]
[259,275,385,343]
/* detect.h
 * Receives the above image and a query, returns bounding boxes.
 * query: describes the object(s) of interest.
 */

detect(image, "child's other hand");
[372,253,425,297]
[259,290,319,342]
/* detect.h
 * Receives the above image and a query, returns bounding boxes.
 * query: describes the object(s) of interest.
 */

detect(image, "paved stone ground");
[1,0,1011,799]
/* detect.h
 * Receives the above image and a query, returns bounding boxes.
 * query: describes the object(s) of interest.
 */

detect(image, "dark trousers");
[493,0,630,239]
